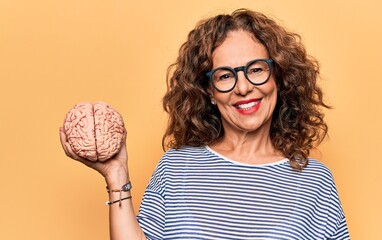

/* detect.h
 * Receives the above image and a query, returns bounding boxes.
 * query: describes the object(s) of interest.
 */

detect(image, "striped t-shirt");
[137,146,349,239]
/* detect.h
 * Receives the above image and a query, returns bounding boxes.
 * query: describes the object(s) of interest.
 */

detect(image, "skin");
[58,29,284,239]
[208,30,284,165]
[59,128,146,240]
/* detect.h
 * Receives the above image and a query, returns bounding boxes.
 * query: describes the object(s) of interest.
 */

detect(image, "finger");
[120,128,127,146]
[59,127,66,149]
[59,127,85,161]
[123,128,127,140]
[58,128,108,176]
[115,128,128,157]
[59,127,75,158]
[59,127,71,156]
[76,156,100,169]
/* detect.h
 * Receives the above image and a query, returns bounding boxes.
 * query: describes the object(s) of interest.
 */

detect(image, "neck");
[210,123,284,165]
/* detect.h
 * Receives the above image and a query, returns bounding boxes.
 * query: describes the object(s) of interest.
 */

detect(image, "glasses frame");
[206,58,274,93]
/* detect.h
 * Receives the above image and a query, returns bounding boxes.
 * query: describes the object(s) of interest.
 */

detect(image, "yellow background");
[0,0,381,239]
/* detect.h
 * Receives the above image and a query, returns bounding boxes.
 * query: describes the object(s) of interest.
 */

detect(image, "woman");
[60,9,349,239]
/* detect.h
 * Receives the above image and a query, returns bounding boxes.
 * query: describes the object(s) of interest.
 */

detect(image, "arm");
[59,127,146,240]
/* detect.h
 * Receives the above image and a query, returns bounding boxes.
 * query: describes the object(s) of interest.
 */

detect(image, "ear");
[207,86,216,104]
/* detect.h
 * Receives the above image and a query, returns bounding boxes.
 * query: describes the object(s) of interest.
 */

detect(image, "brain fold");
[63,102,125,161]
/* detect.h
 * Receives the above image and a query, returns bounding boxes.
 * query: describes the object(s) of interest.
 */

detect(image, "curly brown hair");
[162,9,329,170]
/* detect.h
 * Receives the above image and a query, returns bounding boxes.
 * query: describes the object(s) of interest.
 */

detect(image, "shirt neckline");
[205,145,289,167]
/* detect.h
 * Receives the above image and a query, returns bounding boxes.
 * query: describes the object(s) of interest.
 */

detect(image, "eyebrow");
[213,57,269,69]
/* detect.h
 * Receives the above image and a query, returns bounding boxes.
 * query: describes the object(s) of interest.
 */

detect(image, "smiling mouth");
[234,99,261,110]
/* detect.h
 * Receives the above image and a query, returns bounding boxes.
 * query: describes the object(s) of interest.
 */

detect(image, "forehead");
[212,30,269,68]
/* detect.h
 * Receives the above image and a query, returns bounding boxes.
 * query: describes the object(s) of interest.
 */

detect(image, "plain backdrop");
[1,0,381,239]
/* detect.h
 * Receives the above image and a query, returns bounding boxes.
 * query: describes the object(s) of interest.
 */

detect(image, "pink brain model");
[63,102,125,161]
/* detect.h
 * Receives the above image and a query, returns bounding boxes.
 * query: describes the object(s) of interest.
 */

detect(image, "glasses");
[206,59,274,93]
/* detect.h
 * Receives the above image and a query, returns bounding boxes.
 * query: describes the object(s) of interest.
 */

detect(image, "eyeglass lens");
[211,60,271,92]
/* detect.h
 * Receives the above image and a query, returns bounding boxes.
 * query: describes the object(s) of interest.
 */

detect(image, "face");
[209,30,278,136]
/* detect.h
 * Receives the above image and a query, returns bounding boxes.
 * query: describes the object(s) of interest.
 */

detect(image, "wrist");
[104,167,129,188]
[106,181,132,193]
[106,182,132,206]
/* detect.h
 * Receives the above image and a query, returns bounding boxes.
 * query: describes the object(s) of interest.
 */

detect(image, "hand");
[59,127,129,184]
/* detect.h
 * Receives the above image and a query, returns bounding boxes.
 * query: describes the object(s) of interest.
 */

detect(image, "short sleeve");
[137,190,165,240]
[325,177,350,239]
[327,215,350,240]
[137,158,167,240]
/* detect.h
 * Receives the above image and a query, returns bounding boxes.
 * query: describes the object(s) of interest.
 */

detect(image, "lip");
[233,98,262,115]
[233,98,261,105]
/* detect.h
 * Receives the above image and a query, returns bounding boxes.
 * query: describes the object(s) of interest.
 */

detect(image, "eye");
[247,67,263,74]
[213,69,235,82]
[218,73,234,81]
[247,61,269,75]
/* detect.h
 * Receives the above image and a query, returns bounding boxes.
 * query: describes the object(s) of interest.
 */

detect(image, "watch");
[106,181,132,193]
[121,181,132,191]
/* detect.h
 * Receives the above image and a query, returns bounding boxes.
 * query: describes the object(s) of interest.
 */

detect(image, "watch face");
[122,182,132,191]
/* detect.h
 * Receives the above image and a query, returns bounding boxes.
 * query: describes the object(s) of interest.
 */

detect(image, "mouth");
[233,99,262,113]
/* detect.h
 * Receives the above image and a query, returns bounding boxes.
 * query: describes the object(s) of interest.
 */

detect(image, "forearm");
[106,170,146,240]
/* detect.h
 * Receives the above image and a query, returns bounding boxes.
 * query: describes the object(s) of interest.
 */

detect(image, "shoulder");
[145,147,207,192]
[149,146,210,190]
[300,158,337,189]
[305,160,348,237]
[152,146,209,171]
[161,146,209,162]
[304,158,334,178]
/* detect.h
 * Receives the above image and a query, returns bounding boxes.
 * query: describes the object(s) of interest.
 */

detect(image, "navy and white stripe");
[137,146,349,239]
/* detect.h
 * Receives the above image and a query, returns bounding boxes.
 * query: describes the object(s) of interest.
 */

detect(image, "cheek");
[263,80,278,112]
[212,89,231,104]
[264,78,278,98]
[270,91,278,113]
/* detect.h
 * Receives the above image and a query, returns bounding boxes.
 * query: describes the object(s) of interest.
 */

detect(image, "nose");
[234,69,254,95]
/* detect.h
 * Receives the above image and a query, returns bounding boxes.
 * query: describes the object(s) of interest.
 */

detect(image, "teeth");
[237,101,259,110]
